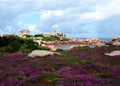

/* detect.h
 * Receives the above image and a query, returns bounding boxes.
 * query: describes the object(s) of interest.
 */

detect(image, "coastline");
[44,38,120,51]
[44,38,110,51]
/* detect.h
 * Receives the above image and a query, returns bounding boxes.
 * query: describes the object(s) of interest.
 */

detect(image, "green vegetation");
[98,73,113,78]
[43,74,61,84]
[34,34,44,37]
[0,35,49,53]
[60,54,87,65]
[26,35,33,37]
[56,48,64,51]
[43,35,60,41]
[26,35,33,39]
[61,38,69,41]
[34,34,68,41]
[74,46,92,50]
[38,46,50,50]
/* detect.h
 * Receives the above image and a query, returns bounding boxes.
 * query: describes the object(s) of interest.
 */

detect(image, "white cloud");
[81,11,105,22]
[80,0,120,23]
[93,0,120,19]
[27,24,37,32]
[54,10,64,16]
[40,10,64,20]
[52,24,58,28]
[0,0,120,37]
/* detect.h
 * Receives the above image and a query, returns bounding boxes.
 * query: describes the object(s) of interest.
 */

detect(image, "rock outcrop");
[112,42,120,46]
[85,38,105,47]
[28,50,60,58]
[105,50,120,56]
[112,38,120,42]
[48,45,56,51]
[85,38,100,44]
[94,42,106,47]
[112,37,120,46]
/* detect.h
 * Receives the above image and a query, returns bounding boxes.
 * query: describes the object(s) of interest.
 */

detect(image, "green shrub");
[34,34,44,37]
[98,73,113,78]
[74,46,91,50]
[0,35,49,53]
[61,38,68,41]
[26,35,33,37]
[38,46,50,50]
[2,45,14,53]
[43,35,60,41]
[0,36,9,47]
[56,48,64,51]
[18,44,31,53]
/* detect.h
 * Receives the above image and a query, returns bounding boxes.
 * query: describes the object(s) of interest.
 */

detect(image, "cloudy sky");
[0,0,120,38]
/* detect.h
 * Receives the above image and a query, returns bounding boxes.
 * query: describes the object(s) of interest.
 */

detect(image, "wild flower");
[0,46,120,85]
[0,79,20,86]
[26,71,42,82]
[10,53,27,59]
[18,66,37,76]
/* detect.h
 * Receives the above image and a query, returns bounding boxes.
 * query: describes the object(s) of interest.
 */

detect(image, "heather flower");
[18,66,37,75]
[0,46,120,85]
[111,67,120,74]
[10,53,27,59]
[0,79,20,86]
[27,71,42,82]
[57,75,109,86]
[56,66,72,77]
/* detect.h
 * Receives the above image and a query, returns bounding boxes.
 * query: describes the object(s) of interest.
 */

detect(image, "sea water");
[80,38,112,42]
[55,45,71,50]
[99,38,112,42]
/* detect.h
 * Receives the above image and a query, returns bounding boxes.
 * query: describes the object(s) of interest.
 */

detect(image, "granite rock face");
[112,38,120,42]
[112,42,120,46]
[105,50,120,56]
[95,42,106,47]
[85,38,100,44]
[112,38,120,46]
[28,50,60,58]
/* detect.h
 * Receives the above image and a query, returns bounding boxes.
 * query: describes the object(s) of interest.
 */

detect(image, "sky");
[0,0,120,38]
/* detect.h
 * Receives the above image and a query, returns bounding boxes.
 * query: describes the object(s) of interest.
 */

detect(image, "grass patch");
[60,54,87,65]
[40,74,61,85]
[74,46,92,50]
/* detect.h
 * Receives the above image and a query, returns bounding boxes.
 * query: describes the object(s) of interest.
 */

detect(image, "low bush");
[74,46,91,50]
[56,49,64,51]
[98,73,113,78]
[0,35,49,53]
[38,46,50,50]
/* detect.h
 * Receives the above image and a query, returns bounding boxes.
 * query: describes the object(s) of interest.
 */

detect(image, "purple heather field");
[0,46,120,86]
